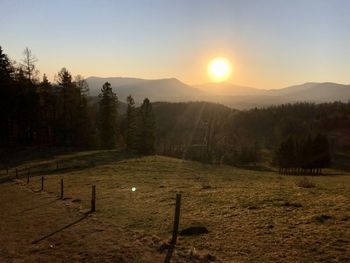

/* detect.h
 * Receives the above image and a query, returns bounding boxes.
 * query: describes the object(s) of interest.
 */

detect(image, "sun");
[208,57,232,82]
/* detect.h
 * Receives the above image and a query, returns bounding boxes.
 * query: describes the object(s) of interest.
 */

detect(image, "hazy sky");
[1,0,350,88]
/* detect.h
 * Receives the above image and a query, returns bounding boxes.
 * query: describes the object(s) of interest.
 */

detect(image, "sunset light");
[208,57,232,82]
[1,1,350,262]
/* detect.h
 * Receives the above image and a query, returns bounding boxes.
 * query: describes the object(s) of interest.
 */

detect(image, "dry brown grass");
[0,150,349,262]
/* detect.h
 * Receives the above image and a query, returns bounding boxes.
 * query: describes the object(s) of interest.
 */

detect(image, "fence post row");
[164,193,181,263]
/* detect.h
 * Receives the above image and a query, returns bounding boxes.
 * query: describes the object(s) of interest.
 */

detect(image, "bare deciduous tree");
[21,47,39,82]
[74,75,89,96]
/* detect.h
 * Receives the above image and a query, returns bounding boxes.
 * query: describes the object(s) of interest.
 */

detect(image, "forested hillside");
[0,46,155,155]
[152,101,350,169]
[1,46,350,170]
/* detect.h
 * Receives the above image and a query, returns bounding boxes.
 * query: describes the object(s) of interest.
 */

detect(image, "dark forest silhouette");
[1,46,350,173]
[274,134,331,175]
[0,46,155,155]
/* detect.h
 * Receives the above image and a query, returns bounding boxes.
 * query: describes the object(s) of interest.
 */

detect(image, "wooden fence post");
[91,185,96,212]
[60,178,64,199]
[41,176,44,191]
[164,193,181,263]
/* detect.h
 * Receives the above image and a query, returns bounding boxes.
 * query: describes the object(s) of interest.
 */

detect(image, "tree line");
[0,46,155,154]
[99,82,156,154]
[152,101,350,170]
[152,102,260,165]
[274,134,331,175]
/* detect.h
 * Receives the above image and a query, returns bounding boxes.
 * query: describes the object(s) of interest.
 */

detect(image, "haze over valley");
[87,76,350,109]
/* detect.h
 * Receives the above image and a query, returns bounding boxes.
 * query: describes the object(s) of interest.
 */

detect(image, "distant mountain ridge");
[269,82,350,101]
[195,82,264,96]
[86,77,350,109]
[86,76,202,101]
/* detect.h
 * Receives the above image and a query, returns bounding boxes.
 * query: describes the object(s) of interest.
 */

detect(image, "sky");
[1,0,350,89]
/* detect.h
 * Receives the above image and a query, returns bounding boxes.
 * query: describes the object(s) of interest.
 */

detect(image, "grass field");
[1,150,349,262]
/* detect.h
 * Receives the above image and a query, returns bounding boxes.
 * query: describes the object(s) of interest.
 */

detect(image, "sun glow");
[208,57,232,82]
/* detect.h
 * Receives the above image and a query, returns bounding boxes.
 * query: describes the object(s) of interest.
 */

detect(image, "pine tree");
[55,68,89,146]
[0,46,13,81]
[15,62,40,144]
[74,75,91,147]
[317,134,331,173]
[56,68,75,145]
[138,98,155,155]
[98,82,118,149]
[276,133,332,175]
[0,46,14,146]
[125,95,139,152]
[39,74,55,144]
[301,135,313,173]
[285,136,296,173]
[275,135,298,174]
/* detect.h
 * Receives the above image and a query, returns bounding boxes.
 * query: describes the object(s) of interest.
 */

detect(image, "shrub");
[296,177,316,188]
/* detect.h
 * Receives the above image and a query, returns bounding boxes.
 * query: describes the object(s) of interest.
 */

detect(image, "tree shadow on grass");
[0,175,13,184]
[279,171,346,177]
[31,211,92,244]
[308,172,346,176]
[235,164,276,172]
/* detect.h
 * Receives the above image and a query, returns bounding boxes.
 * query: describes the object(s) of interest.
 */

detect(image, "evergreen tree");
[275,136,296,174]
[98,82,118,149]
[56,68,74,145]
[138,98,155,155]
[276,133,332,175]
[0,46,13,81]
[38,74,56,144]
[14,53,40,144]
[315,134,331,172]
[0,46,14,146]
[125,95,139,152]
[301,135,313,172]
[56,68,88,146]
[74,75,92,147]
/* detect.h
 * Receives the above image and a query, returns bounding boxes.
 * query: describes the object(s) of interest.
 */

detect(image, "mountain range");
[86,76,350,109]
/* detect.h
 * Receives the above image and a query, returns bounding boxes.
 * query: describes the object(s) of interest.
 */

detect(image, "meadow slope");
[0,150,349,262]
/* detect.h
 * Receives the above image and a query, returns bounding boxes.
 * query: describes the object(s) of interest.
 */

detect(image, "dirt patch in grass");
[314,214,333,223]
